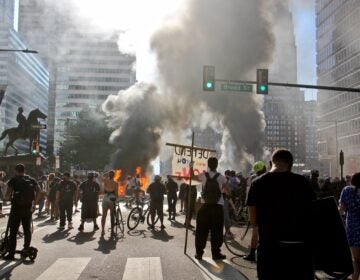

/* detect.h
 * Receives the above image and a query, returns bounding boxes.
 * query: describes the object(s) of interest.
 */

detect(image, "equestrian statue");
[0,107,47,155]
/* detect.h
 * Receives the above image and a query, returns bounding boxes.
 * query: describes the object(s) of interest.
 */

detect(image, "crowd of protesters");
[1,149,360,279]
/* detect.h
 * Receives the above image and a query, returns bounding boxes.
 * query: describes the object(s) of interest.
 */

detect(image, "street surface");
[0,201,257,280]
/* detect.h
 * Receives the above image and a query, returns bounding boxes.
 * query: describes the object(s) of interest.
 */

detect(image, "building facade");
[17,1,136,155]
[316,0,360,177]
[263,5,307,173]
[304,100,319,171]
[0,0,49,154]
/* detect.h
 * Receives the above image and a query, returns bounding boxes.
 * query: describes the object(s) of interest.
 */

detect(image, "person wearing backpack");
[193,157,228,260]
[4,164,41,260]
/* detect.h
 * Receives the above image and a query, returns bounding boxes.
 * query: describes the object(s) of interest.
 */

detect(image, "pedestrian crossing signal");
[203,65,215,92]
[257,69,268,95]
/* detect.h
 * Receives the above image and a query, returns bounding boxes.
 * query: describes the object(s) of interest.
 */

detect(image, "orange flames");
[113,167,149,197]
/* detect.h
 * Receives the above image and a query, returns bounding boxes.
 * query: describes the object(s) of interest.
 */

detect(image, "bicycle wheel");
[224,222,251,257]
[116,208,124,234]
[127,207,142,230]
[146,210,159,227]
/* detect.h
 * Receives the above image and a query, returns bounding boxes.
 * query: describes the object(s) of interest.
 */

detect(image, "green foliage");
[58,109,115,172]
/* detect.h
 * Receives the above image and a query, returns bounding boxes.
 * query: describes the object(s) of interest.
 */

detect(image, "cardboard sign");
[171,147,215,178]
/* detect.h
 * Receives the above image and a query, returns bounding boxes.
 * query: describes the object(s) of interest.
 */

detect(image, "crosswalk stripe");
[36,257,91,280]
[196,257,248,280]
[122,257,163,280]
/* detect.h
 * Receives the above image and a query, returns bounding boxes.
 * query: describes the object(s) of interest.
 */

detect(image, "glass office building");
[0,1,49,154]
[316,0,360,177]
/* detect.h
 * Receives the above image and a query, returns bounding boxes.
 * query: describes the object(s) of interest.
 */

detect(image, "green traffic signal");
[260,85,267,92]
[206,82,214,89]
[31,149,37,155]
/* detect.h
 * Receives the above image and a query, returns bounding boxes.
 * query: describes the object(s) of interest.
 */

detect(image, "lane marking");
[195,257,248,280]
[0,260,22,277]
[122,257,163,280]
[36,257,91,280]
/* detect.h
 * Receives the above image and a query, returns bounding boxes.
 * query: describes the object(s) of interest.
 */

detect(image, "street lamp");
[0,48,38,54]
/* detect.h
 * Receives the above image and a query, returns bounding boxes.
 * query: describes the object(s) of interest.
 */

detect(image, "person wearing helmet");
[147,175,166,230]
[243,160,267,262]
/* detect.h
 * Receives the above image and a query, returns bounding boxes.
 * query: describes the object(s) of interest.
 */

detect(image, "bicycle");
[112,199,125,236]
[224,217,251,257]
[127,199,159,230]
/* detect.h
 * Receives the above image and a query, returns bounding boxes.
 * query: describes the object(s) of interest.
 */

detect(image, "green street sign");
[220,83,253,92]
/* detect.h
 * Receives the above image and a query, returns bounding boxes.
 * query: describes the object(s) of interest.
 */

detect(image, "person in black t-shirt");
[78,172,100,232]
[166,175,178,221]
[56,172,77,230]
[4,164,41,260]
[147,175,166,230]
[247,149,315,280]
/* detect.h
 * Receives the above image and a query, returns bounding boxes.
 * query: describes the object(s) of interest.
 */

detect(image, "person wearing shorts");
[101,170,118,236]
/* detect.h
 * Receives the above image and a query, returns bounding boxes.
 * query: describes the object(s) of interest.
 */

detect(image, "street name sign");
[220,83,253,92]
[31,124,47,129]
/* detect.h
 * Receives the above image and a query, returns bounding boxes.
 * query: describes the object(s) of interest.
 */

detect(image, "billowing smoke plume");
[103,0,281,174]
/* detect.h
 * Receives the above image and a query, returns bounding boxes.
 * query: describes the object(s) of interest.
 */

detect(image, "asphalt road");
[0,201,257,280]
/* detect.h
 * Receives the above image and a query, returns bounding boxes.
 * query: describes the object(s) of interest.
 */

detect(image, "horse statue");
[0,108,47,155]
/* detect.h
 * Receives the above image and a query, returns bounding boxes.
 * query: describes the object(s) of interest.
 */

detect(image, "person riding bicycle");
[4,164,41,260]
[100,170,118,236]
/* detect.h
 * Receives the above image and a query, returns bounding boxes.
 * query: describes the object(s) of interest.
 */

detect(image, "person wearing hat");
[243,160,267,262]
[147,175,166,230]
[78,172,100,232]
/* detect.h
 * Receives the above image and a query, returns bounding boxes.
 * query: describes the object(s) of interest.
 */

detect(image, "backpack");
[12,176,35,208]
[202,172,221,204]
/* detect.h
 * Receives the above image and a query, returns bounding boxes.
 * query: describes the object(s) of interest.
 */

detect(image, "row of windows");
[66,49,132,57]
[57,67,132,74]
[63,59,133,66]
[316,0,344,27]
[338,133,360,147]
[319,91,360,113]
[57,94,109,100]
[68,76,130,83]
[319,102,360,127]
[56,84,125,91]
[320,53,360,85]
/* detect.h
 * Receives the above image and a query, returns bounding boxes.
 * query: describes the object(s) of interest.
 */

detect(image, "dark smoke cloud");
[104,0,281,173]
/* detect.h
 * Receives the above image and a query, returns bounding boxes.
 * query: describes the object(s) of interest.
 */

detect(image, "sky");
[290,0,317,101]
[72,0,317,100]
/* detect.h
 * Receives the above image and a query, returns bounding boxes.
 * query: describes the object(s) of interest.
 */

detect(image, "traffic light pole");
[216,79,360,93]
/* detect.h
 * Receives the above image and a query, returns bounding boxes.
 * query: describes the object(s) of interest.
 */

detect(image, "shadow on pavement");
[185,254,250,280]
[42,229,71,243]
[127,229,151,238]
[94,235,117,254]
[229,256,256,271]
[67,231,96,245]
[0,260,23,280]
[150,229,174,242]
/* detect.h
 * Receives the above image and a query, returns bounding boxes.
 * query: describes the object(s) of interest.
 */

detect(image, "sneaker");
[58,226,65,230]
[243,254,256,262]
[78,225,84,232]
[68,222,73,229]
[212,254,226,260]
[93,224,99,231]
[160,224,166,229]
[194,254,203,260]
[148,225,155,230]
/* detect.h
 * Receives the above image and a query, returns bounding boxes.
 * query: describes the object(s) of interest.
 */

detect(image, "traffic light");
[31,140,39,155]
[256,69,268,95]
[203,65,215,91]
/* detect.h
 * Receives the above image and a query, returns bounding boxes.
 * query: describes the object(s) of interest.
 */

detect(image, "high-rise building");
[17,1,136,155]
[304,100,319,170]
[263,5,306,173]
[0,0,49,154]
[316,0,360,177]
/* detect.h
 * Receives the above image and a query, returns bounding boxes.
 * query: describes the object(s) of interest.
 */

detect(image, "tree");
[58,109,115,172]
